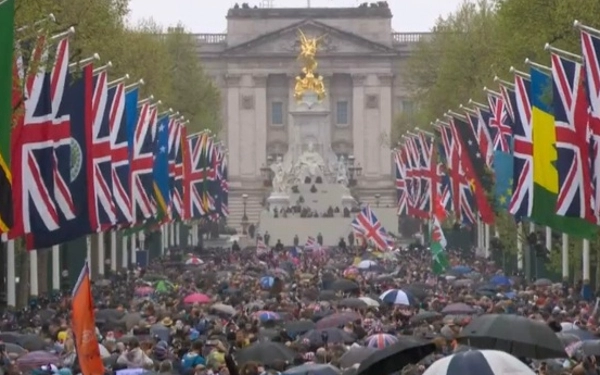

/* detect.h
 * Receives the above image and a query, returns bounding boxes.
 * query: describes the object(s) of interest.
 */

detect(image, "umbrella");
[442,303,476,315]
[339,298,369,309]
[379,289,415,306]
[357,260,377,269]
[16,351,60,371]
[403,285,428,300]
[339,346,377,369]
[343,267,360,279]
[318,290,338,301]
[569,340,600,357]
[4,343,26,355]
[330,279,359,292]
[234,341,296,366]
[457,314,566,359]
[423,350,535,375]
[96,308,125,322]
[365,333,398,349]
[563,328,597,341]
[556,332,580,347]
[301,328,355,346]
[260,276,275,289]
[452,279,474,287]
[284,320,316,336]
[154,280,174,293]
[410,311,442,324]
[253,310,281,322]
[211,303,236,315]
[533,278,552,287]
[185,256,204,265]
[316,312,361,329]
[17,335,49,351]
[284,364,340,375]
[358,297,380,307]
[183,292,211,304]
[450,265,472,274]
[356,336,436,375]
[134,286,154,297]
[489,275,512,287]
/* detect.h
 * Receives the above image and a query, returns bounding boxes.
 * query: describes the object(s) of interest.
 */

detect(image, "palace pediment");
[220,19,399,57]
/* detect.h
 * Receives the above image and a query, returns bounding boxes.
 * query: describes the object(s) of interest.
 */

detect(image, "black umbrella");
[318,290,337,301]
[316,312,361,329]
[573,340,600,357]
[356,337,436,375]
[284,320,316,336]
[556,332,580,347]
[457,314,566,359]
[300,328,355,346]
[234,341,296,366]
[339,298,368,309]
[329,279,359,292]
[339,346,377,369]
[409,311,442,324]
[441,303,475,315]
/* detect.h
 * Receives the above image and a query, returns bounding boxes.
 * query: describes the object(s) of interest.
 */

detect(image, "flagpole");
[108,74,130,88]
[509,66,531,79]
[16,13,56,33]
[446,110,467,120]
[459,104,478,116]
[50,26,75,41]
[544,43,582,62]
[524,58,551,73]
[6,240,15,306]
[125,79,145,92]
[68,53,100,71]
[93,61,112,74]
[468,99,488,110]
[492,76,514,89]
[574,20,600,37]
[137,95,154,107]
[414,127,434,137]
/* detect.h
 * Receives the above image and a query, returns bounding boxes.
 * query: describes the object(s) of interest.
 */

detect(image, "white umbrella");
[357,260,377,269]
[185,257,204,265]
[424,350,534,375]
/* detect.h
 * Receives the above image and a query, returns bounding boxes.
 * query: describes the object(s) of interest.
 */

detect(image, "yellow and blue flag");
[153,115,171,217]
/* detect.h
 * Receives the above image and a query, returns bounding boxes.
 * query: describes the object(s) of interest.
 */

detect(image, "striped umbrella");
[423,350,534,375]
[365,333,398,349]
[379,289,415,306]
[253,310,281,322]
[343,266,359,279]
[185,256,204,265]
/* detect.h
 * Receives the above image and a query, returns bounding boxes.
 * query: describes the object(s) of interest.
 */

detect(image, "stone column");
[378,73,393,177]
[239,74,257,178]
[351,73,366,175]
[253,74,268,177]
[225,74,241,178]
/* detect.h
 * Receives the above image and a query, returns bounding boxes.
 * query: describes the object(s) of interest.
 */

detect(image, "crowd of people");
[0,241,598,375]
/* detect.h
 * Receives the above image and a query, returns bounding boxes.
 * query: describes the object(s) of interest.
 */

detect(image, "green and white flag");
[430,218,449,275]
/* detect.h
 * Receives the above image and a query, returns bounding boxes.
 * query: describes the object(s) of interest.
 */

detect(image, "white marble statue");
[335,155,349,186]
[270,157,289,193]
[295,142,326,180]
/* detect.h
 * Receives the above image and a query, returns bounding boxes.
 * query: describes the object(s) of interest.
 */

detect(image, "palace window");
[271,101,284,125]
[336,100,349,125]
[402,100,415,114]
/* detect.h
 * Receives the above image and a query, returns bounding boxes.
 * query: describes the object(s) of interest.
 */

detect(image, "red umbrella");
[184,292,211,304]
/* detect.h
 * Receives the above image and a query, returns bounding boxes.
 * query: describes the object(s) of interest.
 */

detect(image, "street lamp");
[374,193,381,208]
[241,193,249,235]
[347,155,362,187]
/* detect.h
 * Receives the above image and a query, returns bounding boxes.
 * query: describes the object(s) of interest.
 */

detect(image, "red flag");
[72,263,105,375]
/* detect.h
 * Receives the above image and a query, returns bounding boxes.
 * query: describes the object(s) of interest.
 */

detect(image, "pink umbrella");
[184,292,211,304]
[134,286,154,296]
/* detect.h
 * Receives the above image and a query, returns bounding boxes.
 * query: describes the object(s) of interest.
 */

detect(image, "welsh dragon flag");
[430,217,449,275]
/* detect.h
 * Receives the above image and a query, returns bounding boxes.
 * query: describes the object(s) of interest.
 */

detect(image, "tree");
[164,25,221,134]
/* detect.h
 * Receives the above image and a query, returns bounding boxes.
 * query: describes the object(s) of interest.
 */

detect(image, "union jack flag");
[393,150,408,216]
[215,144,229,218]
[108,82,132,224]
[130,103,157,222]
[90,71,116,229]
[509,75,534,219]
[350,206,393,250]
[400,143,417,214]
[466,109,493,166]
[436,141,453,213]
[168,118,184,219]
[581,29,600,221]
[487,93,513,153]
[417,132,436,217]
[257,238,269,254]
[11,36,74,237]
[185,132,216,218]
[551,53,595,222]
[405,135,426,219]
[439,122,475,224]
[304,235,317,250]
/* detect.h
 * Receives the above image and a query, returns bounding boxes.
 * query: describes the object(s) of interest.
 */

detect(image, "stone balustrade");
[193,32,431,45]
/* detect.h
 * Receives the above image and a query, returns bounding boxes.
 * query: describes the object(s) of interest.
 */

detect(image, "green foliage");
[14,0,221,132]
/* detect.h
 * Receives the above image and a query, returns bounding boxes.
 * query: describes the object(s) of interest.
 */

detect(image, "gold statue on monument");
[294,29,327,103]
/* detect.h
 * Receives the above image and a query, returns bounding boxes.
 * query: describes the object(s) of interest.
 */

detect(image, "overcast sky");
[127,0,464,33]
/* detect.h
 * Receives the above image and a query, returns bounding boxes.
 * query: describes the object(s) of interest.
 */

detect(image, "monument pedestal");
[267,192,290,212]
[341,193,356,210]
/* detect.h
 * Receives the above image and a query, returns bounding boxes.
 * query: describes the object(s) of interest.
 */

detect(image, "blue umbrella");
[260,276,275,289]
[451,266,472,274]
[489,275,512,287]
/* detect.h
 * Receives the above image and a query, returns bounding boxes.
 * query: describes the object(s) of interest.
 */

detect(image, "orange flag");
[72,263,105,375]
